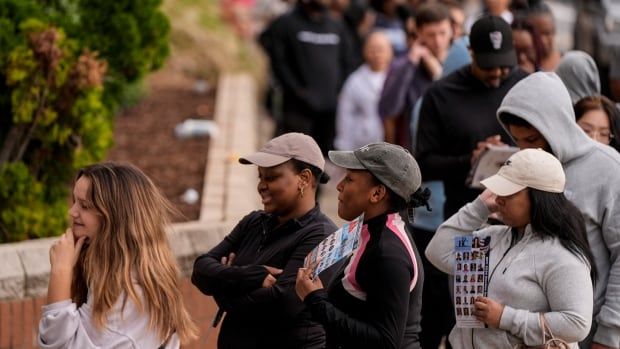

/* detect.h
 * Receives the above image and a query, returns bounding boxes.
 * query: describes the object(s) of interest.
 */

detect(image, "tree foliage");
[0,0,170,242]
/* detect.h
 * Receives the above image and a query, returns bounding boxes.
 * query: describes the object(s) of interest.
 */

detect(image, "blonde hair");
[71,162,198,344]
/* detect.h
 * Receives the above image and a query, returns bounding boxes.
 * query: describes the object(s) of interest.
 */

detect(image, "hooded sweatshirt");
[497,72,620,348]
[425,198,593,349]
[555,51,601,105]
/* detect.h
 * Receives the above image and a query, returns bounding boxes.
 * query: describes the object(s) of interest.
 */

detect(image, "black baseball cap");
[469,15,517,69]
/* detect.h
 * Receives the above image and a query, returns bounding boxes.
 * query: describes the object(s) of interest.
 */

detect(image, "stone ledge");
[0,73,262,301]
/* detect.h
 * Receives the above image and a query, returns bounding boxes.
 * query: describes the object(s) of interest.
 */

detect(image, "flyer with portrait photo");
[454,235,491,328]
[304,213,364,278]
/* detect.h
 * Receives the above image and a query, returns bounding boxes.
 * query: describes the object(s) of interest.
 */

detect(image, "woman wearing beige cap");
[426,148,597,349]
[295,142,431,349]
[191,133,336,348]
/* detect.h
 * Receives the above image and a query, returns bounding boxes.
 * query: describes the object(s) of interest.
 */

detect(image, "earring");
[300,186,305,198]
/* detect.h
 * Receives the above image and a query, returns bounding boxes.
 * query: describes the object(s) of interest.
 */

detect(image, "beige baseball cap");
[480,148,565,196]
[239,132,325,171]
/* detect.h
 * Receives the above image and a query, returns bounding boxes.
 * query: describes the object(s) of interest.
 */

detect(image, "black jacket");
[304,212,424,349]
[192,205,336,349]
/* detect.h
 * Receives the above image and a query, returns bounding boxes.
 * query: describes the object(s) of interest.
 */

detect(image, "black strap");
[158,331,174,349]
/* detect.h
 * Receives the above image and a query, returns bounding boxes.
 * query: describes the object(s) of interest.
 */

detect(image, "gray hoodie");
[426,198,593,349]
[497,72,620,348]
[555,51,601,105]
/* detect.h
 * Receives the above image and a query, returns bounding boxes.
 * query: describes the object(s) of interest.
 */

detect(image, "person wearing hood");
[426,149,596,349]
[497,72,620,349]
[555,50,601,105]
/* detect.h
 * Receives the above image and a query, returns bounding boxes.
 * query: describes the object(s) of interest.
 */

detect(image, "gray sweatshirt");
[38,287,178,349]
[426,198,593,349]
[497,72,620,347]
[555,51,601,105]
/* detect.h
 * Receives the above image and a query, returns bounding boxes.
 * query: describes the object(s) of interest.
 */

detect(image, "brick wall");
[0,278,219,349]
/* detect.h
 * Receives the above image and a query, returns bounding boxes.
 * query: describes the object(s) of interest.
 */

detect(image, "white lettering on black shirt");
[297,31,340,45]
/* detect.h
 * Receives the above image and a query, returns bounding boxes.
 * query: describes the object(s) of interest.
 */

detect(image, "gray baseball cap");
[329,143,422,202]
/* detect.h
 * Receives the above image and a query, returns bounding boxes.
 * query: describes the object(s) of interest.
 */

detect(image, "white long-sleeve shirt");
[39,287,179,349]
[334,64,386,151]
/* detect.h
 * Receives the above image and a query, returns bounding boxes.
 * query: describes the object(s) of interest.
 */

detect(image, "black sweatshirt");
[191,205,336,349]
[416,65,528,219]
[304,212,424,349]
[260,5,353,113]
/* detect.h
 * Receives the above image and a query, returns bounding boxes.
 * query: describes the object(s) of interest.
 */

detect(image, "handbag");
[513,313,571,349]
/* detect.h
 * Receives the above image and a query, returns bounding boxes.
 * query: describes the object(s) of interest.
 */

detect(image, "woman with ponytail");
[296,142,430,349]
[39,162,198,348]
[426,149,596,349]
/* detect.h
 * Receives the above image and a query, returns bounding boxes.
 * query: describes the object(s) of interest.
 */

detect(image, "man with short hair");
[498,72,620,349]
[379,2,453,151]
[416,15,528,221]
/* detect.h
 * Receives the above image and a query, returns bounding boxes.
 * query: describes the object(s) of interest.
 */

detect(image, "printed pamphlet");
[304,213,364,278]
[454,235,491,328]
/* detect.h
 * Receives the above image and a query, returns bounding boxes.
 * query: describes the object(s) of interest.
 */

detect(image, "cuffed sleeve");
[191,212,269,295]
[215,227,327,312]
[38,300,98,349]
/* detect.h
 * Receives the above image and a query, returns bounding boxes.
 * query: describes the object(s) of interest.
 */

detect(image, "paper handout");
[454,235,491,328]
[304,213,364,278]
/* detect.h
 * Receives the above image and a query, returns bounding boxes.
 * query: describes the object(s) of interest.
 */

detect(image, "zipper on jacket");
[257,224,267,254]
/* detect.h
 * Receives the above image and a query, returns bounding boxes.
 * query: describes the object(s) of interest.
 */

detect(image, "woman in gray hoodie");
[426,148,596,349]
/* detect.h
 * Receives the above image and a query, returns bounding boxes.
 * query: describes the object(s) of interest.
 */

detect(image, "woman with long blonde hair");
[39,162,197,348]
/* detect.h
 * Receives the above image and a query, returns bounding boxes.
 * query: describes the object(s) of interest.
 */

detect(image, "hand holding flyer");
[454,235,491,328]
[304,213,364,278]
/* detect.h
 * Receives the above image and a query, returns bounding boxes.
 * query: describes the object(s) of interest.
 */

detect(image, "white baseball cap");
[480,148,565,196]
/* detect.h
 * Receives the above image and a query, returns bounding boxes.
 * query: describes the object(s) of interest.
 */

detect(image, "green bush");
[0,0,170,242]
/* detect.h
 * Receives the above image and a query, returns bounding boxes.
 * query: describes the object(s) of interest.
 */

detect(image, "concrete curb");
[0,73,262,301]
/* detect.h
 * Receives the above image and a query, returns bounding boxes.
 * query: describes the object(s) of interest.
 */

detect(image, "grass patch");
[161,0,267,86]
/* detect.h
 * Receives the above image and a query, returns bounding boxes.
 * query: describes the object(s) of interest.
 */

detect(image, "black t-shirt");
[416,65,528,219]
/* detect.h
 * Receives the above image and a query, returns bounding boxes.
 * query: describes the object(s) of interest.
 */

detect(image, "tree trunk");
[0,125,27,167]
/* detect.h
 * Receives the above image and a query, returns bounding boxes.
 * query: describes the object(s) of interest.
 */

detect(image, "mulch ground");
[106,69,215,222]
